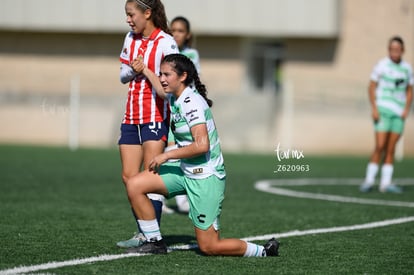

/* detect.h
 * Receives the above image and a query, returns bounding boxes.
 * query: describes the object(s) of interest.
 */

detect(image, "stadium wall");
[0,0,413,155]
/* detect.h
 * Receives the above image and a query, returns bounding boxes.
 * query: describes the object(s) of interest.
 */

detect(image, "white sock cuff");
[381,163,393,170]
[138,219,162,241]
[368,162,379,169]
[243,241,265,257]
[147,193,165,201]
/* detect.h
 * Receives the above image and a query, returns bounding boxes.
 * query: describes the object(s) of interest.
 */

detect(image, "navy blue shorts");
[118,121,168,145]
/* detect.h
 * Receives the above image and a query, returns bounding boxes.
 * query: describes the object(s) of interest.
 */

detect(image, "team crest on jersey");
[123,47,128,55]
[172,113,182,123]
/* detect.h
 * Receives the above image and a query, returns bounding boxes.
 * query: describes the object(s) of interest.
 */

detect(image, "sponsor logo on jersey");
[189,116,200,123]
[186,109,198,116]
[395,78,405,87]
[192,168,203,174]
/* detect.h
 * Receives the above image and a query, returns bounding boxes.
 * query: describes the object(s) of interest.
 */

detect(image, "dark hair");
[126,0,171,34]
[389,35,404,49]
[171,16,192,47]
[163,54,212,107]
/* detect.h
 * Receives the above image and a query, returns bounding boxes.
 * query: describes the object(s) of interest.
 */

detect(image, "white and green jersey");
[181,47,201,74]
[169,87,225,179]
[371,57,414,116]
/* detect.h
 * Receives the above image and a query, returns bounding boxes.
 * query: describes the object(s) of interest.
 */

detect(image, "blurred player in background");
[361,36,413,193]
[171,16,201,74]
[162,16,201,214]
[117,0,178,248]
[124,53,280,256]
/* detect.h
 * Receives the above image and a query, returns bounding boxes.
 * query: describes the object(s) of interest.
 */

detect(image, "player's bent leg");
[126,170,169,220]
[195,226,247,256]
[124,172,170,255]
[194,226,280,257]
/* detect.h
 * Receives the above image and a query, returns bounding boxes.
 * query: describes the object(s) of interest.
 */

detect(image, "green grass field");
[1,145,413,274]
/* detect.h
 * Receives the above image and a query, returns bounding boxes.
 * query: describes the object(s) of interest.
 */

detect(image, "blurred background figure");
[170,16,201,74]
[1,0,414,156]
[360,36,413,193]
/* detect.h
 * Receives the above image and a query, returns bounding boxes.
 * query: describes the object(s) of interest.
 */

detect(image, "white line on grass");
[255,178,414,208]
[2,216,414,275]
[1,178,413,274]
[242,216,414,242]
[0,254,145,275]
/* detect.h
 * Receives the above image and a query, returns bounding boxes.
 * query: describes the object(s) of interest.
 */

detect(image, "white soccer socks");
[379,164,393,190]
[364,162,379,186]
[243,241,265,257]
[362,163,398,192]
[138,219,162,241]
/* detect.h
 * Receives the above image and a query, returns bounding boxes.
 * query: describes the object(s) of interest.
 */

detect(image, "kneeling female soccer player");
[125,53,280,256]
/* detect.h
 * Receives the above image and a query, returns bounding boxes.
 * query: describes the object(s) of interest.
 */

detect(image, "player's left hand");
[149,154,168,173]
[130,55,145,73]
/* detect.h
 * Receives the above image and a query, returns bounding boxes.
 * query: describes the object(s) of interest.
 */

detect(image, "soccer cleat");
[263,238,280,257]
[359,182,374,193]
[116,233,146,248]
[380,184,402,194]
[125,238,168,254]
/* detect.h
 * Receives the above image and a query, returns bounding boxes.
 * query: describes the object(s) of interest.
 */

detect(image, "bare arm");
[402,85,413,119]
[368,80,379,121]
[130,57,167,99]
[149,124,209,172]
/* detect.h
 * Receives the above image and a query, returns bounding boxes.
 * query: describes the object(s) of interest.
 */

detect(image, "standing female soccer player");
[124,54,279,256]
[360,36,413,193]
[117,0,178,248]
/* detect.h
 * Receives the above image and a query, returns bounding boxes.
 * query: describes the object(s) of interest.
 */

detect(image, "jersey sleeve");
[120,63,136,84]
[181,95,206,128]
[161,36,179,56]
[119,32,131,65]
[370,60,383,82]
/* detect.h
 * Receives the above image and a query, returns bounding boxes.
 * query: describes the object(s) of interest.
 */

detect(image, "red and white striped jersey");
[120,28,178,124]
